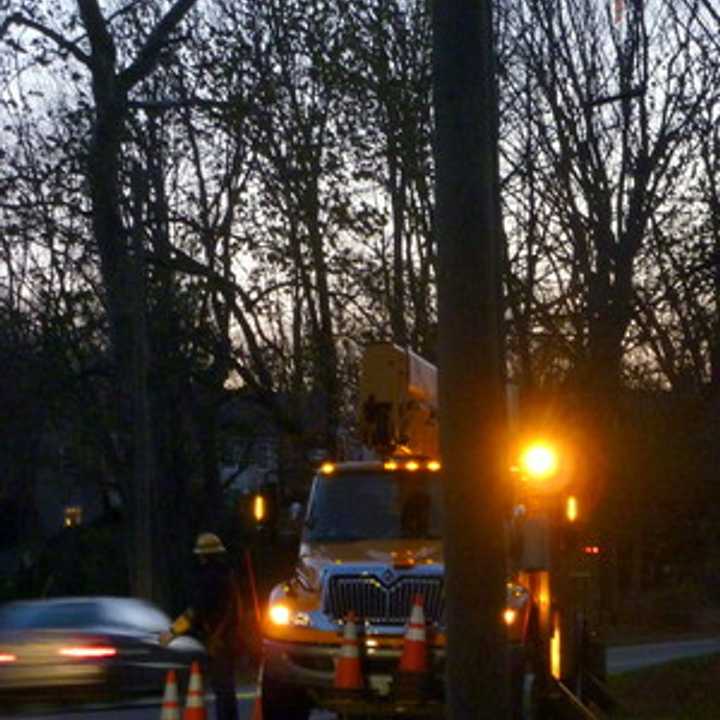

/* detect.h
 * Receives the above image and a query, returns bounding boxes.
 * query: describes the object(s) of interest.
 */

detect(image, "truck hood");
[297,539,443,591]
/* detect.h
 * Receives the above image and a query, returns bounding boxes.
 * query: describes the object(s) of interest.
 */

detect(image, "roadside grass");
[608,653,720,719]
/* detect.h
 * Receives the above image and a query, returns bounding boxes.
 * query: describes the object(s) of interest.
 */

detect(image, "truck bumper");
[263,638,446,697]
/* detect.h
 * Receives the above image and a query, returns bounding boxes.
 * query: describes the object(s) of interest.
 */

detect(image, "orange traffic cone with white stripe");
[399,594,429,673]
[251,694,263,720]
[183,661,207,720]
[160,669,181,720]
[394,595,431,699]
[334,611,364,691]
[251,665,263,720]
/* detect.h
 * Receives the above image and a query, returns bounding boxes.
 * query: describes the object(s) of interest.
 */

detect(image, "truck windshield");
[305,471,443,542]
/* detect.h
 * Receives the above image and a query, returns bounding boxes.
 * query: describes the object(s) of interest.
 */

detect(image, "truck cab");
[261,455,531,718]
[261,457,447,717]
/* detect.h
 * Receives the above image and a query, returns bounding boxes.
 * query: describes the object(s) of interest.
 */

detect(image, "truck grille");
[324,575,444,625]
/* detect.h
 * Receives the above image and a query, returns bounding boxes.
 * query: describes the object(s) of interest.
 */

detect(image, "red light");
[583,545,601,555]
[0,653,16,663]
[59,646,117,659]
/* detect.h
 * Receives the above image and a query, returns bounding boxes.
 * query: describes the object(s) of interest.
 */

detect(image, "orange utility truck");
[259,343,532,719]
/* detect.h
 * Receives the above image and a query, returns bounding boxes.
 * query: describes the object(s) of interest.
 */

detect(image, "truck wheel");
[260,672,311,720]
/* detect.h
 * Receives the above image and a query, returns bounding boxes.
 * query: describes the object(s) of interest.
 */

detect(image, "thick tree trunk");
[75,0,200,603]
[389,151,409,346]
[307,190,339,454]
[88,99,156,599]
[433,2,509,718]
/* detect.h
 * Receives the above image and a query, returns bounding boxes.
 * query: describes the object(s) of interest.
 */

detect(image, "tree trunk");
[85,71,155,597]
[75,0,200,602]
[433,1,509,717]
[389,150,409,345]
[306,185,339,454]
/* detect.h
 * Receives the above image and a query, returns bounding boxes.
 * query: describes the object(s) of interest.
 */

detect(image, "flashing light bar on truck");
[319,458,442,475]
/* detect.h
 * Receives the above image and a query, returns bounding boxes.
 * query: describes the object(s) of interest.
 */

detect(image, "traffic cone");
[398,594,428,674]
[333,612,364,691]
[160,669,181,720]
[183,661,207,720]
[394,595,432,701]
[251,694,263,720]
[251,666,263,720]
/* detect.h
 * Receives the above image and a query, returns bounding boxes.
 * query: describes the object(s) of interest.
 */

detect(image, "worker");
[160,532,243,720]
[401,488,432,537]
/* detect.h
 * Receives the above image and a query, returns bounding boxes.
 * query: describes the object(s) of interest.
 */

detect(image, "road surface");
[5,638,720,718]
[0,689,257,720]
[606,636,720,674]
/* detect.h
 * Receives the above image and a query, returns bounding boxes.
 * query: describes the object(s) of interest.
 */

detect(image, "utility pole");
[433,1,508,718]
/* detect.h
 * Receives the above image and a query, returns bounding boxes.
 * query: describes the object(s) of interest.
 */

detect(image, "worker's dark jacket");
[172,557,243,658]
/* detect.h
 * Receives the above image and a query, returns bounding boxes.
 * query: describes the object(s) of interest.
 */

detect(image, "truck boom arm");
[358,343,439,457]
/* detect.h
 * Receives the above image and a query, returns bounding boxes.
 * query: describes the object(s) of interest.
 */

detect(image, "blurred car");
[0,596,205,705]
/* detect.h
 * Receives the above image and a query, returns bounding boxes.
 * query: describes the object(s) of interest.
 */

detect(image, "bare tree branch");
[586,85,646,108]
[699,0,720,27]
[119,0,200,91]
[0,12,91,66]
[105,0,145,27]
[76,0,116,70]
[127,97,236,111]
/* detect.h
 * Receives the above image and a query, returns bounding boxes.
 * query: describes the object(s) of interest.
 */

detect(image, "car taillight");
[0,653,17,663]
[59,646,117,659]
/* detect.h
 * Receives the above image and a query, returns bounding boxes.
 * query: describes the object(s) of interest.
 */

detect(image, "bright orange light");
[384,460,398,471]
[565,495,578,523]
[521,442,558,479]
[538,589,550,609]
[550,618,561,679]
[319,462,336,475]
[503,609,517,626]
[427,460,442,472]
[253,494,266,522]
[405,460,420,471]
[269,604,290,626]
[0,653,16,663]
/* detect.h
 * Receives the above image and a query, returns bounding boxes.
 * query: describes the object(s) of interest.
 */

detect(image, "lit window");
[64,506,83,528]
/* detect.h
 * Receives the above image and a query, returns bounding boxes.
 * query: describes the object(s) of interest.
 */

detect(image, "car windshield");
[305,470,443,542]
[0,602,106,630]
[0,599,169,632]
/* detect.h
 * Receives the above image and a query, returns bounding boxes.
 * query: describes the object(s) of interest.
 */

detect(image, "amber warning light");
[521,442,558,479]
[565,495,578,523]
[253,494,266,523]
[383,459,442,472]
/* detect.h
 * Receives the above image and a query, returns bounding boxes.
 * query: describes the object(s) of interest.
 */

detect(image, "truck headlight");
[503,608,517,626]
[268,603,311,627]
[269,604,290,625]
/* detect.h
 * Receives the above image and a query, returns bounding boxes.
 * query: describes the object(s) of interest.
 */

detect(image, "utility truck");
[259,343,533,719]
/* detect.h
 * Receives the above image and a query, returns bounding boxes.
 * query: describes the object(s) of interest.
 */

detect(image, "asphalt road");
[606,636,720,674]
[0,690,336,720]
[5,638,720,719]
[0,690,257,720]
